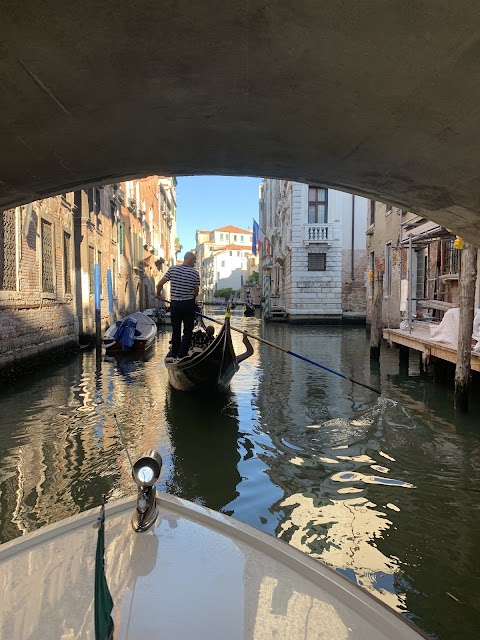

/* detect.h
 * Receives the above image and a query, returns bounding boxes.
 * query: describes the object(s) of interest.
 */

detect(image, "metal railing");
[444,240,460,274]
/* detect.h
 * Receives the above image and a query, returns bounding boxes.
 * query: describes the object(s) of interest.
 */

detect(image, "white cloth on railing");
[429,307,480,350]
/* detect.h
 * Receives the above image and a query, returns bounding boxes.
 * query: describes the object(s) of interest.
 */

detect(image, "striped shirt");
[164,265,200,301]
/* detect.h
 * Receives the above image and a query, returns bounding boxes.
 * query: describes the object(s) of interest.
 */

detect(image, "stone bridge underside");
[3,2,480,243]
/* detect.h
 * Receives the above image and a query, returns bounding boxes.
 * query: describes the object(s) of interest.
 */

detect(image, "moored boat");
[102,311,156,353]
[165,314,238,392]
[244,302,256,317]
[143,307,165,325]
[0,450,427,640]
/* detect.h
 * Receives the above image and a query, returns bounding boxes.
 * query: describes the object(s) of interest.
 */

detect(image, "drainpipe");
[351,195,355,280]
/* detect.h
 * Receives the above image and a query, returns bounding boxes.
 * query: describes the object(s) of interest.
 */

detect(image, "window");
[0,209,16,290]
[118,221,126,256]
[237,251,240,256]
[308,187,328,223]
[234,234,237,241]
[112,258,116,296]
[138,235,143,268]
[444,238,460,274]
[98,250,102,293]
[63,232,72,294]
[386,203,393,215]
[41,219,55,293]
[221,260,225,268]
[229,251,232,256]
[369,201,375,225]
[241,235,244,242]
[308,253,326,271]
[88,246,95,295]
[385,243,392,297]
[220,233,224,240]
[88,188,101,216]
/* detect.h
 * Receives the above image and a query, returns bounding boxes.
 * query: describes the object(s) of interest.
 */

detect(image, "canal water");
[1,310,480,639]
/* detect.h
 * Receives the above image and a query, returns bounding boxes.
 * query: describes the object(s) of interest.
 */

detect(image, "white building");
[259,180,368,322]
[196,225,258,302]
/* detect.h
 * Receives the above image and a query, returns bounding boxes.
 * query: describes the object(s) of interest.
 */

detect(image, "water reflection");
[165,388,241,512]
[0,317,480,638]
[275,404,416,613]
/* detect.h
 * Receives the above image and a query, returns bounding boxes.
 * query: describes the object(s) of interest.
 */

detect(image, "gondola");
[244,302,256,317]
[165,313,239,391]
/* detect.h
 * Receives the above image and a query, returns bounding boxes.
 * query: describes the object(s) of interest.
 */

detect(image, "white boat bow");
[0,491,427,639]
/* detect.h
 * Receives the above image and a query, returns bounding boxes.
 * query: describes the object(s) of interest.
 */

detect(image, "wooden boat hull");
[104,334,155,354]
[166,320,238,392]
[103,312,157,353]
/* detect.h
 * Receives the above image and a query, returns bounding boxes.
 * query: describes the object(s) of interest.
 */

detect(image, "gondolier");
[157,251,200,360]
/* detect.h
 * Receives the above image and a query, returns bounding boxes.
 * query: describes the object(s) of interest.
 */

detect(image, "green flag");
[94,502,114,640]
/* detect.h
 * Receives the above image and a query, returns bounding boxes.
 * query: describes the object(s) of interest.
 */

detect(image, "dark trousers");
[170,298,196,357]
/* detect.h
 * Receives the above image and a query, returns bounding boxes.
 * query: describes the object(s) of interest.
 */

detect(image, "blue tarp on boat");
[113,317,138,350]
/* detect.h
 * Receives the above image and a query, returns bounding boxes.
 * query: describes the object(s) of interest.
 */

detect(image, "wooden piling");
[370,270,384,361]
[399,345,409,372]
[454,242,478,411]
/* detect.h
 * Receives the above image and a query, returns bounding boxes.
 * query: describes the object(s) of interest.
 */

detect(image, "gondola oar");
[158,299,381,395]
[198,311,381,395]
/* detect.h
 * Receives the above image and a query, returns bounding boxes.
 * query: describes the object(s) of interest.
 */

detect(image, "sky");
[175,176,261,252]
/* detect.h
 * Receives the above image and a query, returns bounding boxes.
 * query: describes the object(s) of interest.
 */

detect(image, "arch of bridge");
[2,2,480,242]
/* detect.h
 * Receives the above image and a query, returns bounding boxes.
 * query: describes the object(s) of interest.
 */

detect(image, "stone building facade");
[366,205,480,327]
[0,176,176,371]
[196,225,257,303]
[73,177,176,341]
[258,180,368,323]
[365,201,407,328]
[0,195,78,372]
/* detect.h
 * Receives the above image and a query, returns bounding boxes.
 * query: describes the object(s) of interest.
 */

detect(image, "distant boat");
[244,303,255,317]
[143,308,164,325]
[143,308,171,326]
[102,312,156,353]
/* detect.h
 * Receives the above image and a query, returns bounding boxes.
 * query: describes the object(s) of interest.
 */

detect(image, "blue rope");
[285,350,348,380]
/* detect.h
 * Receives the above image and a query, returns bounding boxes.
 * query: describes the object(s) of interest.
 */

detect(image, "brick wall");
[0,197,78,372]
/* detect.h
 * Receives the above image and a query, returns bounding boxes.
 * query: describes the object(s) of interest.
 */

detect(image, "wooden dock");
[383,322,480,372]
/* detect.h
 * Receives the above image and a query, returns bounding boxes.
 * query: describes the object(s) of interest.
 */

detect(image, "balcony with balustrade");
[303,223,333,245]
